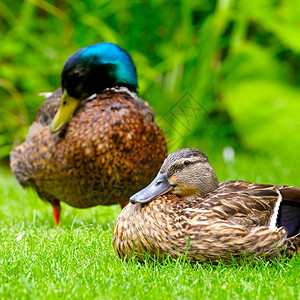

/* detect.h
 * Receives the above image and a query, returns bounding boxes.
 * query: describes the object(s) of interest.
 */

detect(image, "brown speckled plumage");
[113,149,300,263]
[10,87,167,210]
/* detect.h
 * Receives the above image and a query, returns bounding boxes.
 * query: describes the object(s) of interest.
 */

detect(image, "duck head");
[130,148,219,204]
[51,42,138,132]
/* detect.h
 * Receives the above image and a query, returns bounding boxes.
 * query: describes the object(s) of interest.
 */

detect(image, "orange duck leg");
[52,204,61,227]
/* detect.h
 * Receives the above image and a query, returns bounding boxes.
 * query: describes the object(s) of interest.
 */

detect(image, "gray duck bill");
[130,172,173,204]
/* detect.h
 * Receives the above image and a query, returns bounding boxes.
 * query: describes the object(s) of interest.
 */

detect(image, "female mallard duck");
[113,148,300,263]
[10,42,167,226]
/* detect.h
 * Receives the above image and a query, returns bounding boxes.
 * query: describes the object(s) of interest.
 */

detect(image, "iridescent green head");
[51,42,138,132]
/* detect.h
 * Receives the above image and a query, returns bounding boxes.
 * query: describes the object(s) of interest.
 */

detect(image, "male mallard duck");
[113,148,300,263]
[10,42,167,226]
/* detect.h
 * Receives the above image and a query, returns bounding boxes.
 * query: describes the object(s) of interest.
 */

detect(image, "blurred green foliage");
[1,0,300,165]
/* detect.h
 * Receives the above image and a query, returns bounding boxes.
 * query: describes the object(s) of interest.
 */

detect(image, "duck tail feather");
[277,204,300,237]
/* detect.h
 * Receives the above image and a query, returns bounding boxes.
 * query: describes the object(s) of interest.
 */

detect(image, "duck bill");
[50,90,80,133]
[130,172,173,204]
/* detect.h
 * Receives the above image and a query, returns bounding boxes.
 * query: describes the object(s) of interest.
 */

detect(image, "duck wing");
[36,89,62,125]
[204,181,300,237]
[26,89,62,142]
[200,181,281,228]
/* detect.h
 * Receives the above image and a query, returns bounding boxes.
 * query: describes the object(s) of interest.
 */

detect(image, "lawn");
[0,152,299,299]
[1,0,300,298]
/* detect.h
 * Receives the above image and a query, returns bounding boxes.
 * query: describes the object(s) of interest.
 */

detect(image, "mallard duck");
[113,148,300,263]
[10,42,167,226]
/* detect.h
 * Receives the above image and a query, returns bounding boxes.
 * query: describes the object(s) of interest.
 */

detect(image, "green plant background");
[1,0,299,166]
[1,1,300,298]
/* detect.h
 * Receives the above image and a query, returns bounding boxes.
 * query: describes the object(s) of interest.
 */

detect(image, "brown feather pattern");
[114,180,299,263]
[10,88,167,208]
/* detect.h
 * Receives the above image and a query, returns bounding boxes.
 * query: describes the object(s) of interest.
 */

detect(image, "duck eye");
[183,160,191,166]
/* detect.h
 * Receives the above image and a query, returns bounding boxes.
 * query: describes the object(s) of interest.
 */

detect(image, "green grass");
[1,0,300,297]
[1,152,299,299]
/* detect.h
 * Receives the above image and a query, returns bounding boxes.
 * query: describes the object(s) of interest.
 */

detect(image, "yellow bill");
[51,90,80,133]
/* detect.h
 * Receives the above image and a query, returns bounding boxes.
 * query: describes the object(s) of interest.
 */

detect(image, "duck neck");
[174,172,219,200]
[194,169,219,197]
[200,175,218,196]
